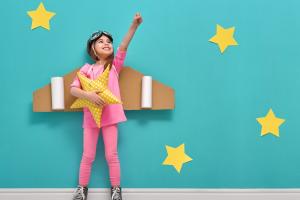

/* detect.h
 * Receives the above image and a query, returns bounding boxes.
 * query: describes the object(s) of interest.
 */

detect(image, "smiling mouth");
[103,47,110,50]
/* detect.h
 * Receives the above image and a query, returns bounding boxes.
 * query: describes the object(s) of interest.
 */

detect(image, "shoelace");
[74,186,85,200]
[111,187,121,200]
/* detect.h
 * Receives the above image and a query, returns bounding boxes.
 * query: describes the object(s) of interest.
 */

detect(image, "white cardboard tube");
[141,76,152,109]
[51,77,65,110]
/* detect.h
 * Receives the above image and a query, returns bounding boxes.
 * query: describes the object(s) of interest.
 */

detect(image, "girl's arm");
[119,13,143,51]
[70,87,88,99]
[70,87,106,106]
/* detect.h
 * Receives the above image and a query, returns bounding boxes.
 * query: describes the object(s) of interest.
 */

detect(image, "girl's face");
[93,35,113,59]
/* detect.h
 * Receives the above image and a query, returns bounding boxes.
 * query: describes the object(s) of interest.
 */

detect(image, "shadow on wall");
[125,109,173,125]
[29,103,174,128]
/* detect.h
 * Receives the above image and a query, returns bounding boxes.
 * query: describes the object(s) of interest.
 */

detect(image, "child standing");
[70,13,143,200]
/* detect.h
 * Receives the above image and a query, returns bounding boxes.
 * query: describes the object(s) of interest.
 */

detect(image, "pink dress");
[70,48,127,128]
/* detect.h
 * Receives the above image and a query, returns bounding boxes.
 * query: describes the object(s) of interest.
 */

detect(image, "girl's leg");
[79,127,100,186]
[102,124,120,186]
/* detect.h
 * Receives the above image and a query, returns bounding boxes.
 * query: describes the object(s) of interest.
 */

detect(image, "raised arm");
[119,13,143,51]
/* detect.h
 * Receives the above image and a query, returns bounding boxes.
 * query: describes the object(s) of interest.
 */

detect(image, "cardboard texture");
[33,67,175,112]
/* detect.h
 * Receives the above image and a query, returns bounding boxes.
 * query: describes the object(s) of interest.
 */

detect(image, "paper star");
[162,143,192,173]
[256,108,285,137]
[209,24,238,53]
[71,65,122,128]
[27,2,56,30]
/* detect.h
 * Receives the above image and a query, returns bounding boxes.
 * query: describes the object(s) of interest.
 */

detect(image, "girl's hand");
[85,91,106,106]
[133,13,143,27]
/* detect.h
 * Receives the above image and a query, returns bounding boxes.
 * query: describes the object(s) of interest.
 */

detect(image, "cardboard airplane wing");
[33,67,175,112]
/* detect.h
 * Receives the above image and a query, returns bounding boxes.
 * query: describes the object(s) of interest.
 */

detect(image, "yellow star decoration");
[70,65,122,128]
[256,109,285,137]
[162,143,192,173]
[209,24,238,53]
[27,2,56,30]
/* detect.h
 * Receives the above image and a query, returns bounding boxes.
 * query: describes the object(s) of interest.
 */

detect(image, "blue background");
[1,0,300,188]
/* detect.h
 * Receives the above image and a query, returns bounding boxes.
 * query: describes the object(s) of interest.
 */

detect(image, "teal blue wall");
[1,0,300,188]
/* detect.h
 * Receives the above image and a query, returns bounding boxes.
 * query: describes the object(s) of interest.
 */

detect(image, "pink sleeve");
[70,64,90,88]
[113,47,127,74]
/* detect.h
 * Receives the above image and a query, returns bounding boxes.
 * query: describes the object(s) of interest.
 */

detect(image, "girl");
[70,13,143,200]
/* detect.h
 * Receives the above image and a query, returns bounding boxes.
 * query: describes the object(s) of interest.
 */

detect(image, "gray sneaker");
[72,185,88,200]
[111,186,122,200]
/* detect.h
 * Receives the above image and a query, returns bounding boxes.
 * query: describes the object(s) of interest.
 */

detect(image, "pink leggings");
[79,124,120,187]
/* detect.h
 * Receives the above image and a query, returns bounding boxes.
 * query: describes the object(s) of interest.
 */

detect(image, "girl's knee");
[105,151,119,163]
[81,153,96,164]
